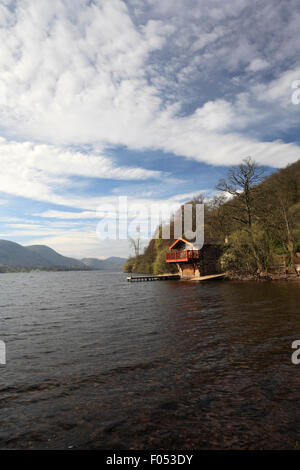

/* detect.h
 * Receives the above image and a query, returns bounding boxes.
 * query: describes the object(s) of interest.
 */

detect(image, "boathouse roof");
[168,238,194,251]
[168,237,224,251]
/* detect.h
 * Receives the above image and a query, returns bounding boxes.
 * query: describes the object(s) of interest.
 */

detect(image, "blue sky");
[0,0,299,258]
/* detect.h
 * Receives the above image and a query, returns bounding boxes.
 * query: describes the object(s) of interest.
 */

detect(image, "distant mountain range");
[0,240,126,272]
[81,257,127,271]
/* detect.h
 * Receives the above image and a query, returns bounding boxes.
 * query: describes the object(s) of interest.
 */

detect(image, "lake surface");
[0,271,299,449]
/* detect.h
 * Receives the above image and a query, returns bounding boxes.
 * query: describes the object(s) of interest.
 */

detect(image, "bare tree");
[205,193,228,239]
[216,157,265,229]
[260,171,297,268]
[129,235,141,258]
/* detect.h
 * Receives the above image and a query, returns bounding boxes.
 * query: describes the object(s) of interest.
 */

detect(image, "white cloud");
[0,137,163,207]
[37,210,99,219]
[26,233,131,259]
[36,191,201,220]
[0,138,161,181]
[1,223,129,259]
[246,58,270,73]
[0,0,171,145]
[252,68,300,106]
[190,26,225,52]
[0,0,298,174]
[18,191,199,258]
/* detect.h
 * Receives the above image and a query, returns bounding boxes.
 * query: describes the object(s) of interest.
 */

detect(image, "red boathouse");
[166,237,223,279]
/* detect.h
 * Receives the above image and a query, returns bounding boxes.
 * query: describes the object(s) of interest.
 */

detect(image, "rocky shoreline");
[226,270,300,282]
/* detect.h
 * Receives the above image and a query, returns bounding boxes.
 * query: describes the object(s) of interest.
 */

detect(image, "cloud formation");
[0,137,162,206]
[0,0,299,169]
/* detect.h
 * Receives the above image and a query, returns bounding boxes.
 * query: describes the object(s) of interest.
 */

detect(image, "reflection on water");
[0,271,299,449]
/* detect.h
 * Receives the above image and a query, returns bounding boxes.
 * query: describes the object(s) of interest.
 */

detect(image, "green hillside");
[0,240,51,269]
[124,158,300,277]
[0,240,87,272]
[0,240,126,273]
[27,245,85,269]
[124,238,178,275]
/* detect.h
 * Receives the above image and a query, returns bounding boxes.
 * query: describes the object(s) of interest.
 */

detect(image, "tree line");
[207,157,300,275]
[124,157,300,276]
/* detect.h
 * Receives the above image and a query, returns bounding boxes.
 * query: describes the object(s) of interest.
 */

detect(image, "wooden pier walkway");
[127,274,180,282]
[127,273,226,282]
[189,273,226,281]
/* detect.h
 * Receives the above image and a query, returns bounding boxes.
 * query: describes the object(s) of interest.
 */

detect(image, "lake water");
[0,271,299,449]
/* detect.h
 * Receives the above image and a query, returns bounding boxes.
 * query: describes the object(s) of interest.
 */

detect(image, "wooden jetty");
[188,273,226,281]
[127,273,226,282]
[127,274,180,282]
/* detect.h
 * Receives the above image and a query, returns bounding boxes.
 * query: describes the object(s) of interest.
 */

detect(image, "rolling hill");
[0,240,51,269]
[0,240,87,271]
[0,240,125,272]
[27,245,85,269]
[81,257,126,271]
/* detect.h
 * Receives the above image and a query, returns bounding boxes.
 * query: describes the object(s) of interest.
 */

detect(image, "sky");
[0,0,300,259]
